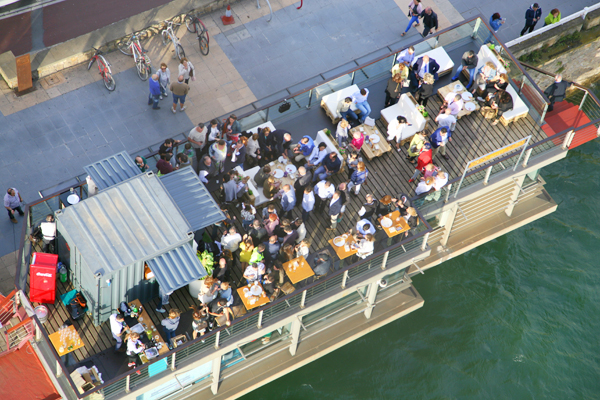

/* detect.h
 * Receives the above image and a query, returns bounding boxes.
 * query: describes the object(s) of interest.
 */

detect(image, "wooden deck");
[30,86,551,374]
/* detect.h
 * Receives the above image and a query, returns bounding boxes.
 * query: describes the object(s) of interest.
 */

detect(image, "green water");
[240,139,600,399]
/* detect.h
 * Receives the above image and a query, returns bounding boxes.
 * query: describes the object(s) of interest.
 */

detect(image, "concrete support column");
[505,175,526,217]
[211,356,221,395]
[440,205,459,247]
[363,282,378,319]
[289,317,303,356]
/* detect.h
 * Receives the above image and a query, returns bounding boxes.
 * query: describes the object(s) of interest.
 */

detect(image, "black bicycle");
[185,13,210,56]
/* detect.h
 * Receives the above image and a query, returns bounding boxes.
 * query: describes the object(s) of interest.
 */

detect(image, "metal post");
[289,317,302,356]
[300,290,307,308]
[421,232,430,251]
[562,130,575,150]
[170,353,176,371]
[341,270,349,289]
[579,91,588,111]
[521,148,532,167]
[307,89,313,108]
[381,251,389,270]
[513,136,532,171]
[56,360,62,377]
[483,165,493,185]
[214,331,220,350]
[351,71,356,85]
[210,357,221,395]
[257,310,263,329]
[471,18,481,38]
[519,79,525,96]
[125,374,131,393]
[444,183,452,203]
[539,103,548,125]
[363,282,378,319]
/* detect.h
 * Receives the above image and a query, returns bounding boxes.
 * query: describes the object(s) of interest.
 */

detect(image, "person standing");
[358,194,379,222]
[161,309,181,347]
[280,185,296,220]
[385,74,405,107]
[327,191,343,231]
[178,57,195,84]
[387,116,409,149]
[4,188,23,224]
[301,186,315,223]
[415,73,435,107]
[314,180,335,214]
[420,7,438,38]
[148,74,161,110]
[401,0,423,37]
[109,313,128,352]
[349,161,369,195]
[352,88,371,124]
[294,166,312,203]
[125,332,145,367]
[521,3,542,36]
[451,50,478,90]
[435,108,457,132]
[156,63,171,100]
[188,123,207,165]
[544,9,561,26]
[170,75,189,113]
[430,127,452,160]
[209,140,227,173]
[156,286,172,313]
[543,74,572,112]
[484,13,505,44]
[409,142,433,183]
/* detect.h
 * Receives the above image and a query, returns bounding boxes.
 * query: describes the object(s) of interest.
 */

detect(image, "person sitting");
[353,234,375,259]
[349,130,364,152]
[387,116,409,150]
[207,298,233,327]
[305,142,328,170]
[336,97,359,123]
[352,88,371,124]
[278,244,295,264]
[415,73,435,107]
[355,219,376,237]
[243,262,266,284]
[490,90,514,126]
[451,50,478,90]
[481,73,509,100]
[312,250,333,277]
[336,119,350,147]
[376,195,395,218]
[472,61,497,95]
[293,136,315,163]
[413,55,440,82]
[313,152,341,182]
[262,273,281,301]
[263,176,280,200]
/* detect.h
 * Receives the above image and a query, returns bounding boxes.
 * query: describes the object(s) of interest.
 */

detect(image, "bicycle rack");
[256,0,273,22]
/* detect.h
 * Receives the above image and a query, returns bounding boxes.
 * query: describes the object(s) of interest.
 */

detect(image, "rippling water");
[241,139,600,400]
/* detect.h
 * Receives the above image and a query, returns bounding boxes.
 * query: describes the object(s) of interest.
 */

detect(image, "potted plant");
[416,105,429,118]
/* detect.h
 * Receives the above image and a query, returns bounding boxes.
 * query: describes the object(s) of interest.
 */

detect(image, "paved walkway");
[0,0,596,294]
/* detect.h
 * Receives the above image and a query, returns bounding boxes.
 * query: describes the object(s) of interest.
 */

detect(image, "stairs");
[541,101,598,149]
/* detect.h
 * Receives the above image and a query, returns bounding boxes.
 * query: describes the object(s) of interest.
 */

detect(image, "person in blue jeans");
[401,0,423,36]
[336,97,359,123]
[352,88,371,123]
[484,13,505,44]
[148,74,161,110]
[161,309,181,347]
[451,50,478,90]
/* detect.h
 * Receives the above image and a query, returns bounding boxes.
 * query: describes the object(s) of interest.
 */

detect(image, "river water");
[240,139,600,399]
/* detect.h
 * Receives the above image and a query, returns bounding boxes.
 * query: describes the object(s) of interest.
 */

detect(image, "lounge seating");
[246,121,276,134]
[234,166,270,206]
[320,84,360,124]
[380,93,427,145]
[411,46,454,77]
[315,129,342,159]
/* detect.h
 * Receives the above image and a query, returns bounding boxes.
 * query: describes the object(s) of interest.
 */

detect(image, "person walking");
[148,74,161,110]
[178,57,195,84]
[544,9,561,26]
[451,50,478,90]
[420,7,438,37]
[484,13,505,44]
[156,63,171,100]
[521,3,542,36]
[170,75,189,113]
[401,0,423,37]
[4,188,23,224]
[543,74,572,112]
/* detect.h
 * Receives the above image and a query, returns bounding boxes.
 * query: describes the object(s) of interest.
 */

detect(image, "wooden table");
[328,234,358,259]
[437,82,480,119]
[283,256,315,284]
[350,124,391,160]
[267,159,298,188]
[378,210,410,238]
[49,325,84,356]
[237,283,271,310]
[130,299,169,356]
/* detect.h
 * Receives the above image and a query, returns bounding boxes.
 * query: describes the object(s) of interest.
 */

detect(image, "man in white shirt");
[109,313,128,351]
[188,123,207,169]
[221,227,242,252]
[435,108,457,132]
[386,115,409,145]
[416,176,435,195]
[356,219,376,236]
[305,142,328,169]
[302,186,315,223]
[443,92,464,116]
[243,262,266,284]
[314,180,335,214]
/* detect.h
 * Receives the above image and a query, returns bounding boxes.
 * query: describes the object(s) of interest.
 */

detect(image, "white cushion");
[412,46,454,76]
[246,121,276,134]
[234,166,270,206]
[321,84,360,118]
[475,45,507,74]
[503,83,529,121]
[315,130,342,159]
[380,94,426,141]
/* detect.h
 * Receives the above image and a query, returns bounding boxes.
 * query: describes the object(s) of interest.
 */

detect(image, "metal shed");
[159,166,225,231]
[55,172,207,325]
[83,151,141,191]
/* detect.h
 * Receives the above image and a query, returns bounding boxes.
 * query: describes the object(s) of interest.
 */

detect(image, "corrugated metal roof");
[83,151,141,191]
[147,244,207,294]
[56,172,192,276]
[159,166,225,231]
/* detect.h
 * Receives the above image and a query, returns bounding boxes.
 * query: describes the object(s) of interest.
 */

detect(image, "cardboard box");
[171,334,187,348]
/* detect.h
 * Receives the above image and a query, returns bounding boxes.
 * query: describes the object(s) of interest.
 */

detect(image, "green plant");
[556,66,565,73]
[324,128,331,136]
[248,190,253,196]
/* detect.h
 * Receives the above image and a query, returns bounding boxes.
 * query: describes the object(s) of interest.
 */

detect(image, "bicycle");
[185,13,210,56]
[117,32,152,81]
[87,47,116,91]
[161,20,186,61]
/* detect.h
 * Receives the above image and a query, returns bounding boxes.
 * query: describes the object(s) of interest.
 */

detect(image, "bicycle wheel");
[137,60,149,81]
[117,37,133,55]
[185,14,197,33]
[87,57,95,71]
[103,72,116,91]
[161,30,169,46]
[199,35,209,56]
[198,20,209,44]
[176,43,186,61]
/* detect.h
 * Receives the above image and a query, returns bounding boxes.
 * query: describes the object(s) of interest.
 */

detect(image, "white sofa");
[474,46,529,125]
[380,93,427,144]
[411,46,455,77]
[315,129,342,159]
[234,166,270,207]
[320,84,360,123]
[246,121,276,134]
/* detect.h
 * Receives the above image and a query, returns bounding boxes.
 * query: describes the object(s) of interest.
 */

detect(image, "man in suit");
[414,55,440,82]
[430,127,452,160]
[327,191,344,231]
[294,166,312,203]
[544,74,572,112]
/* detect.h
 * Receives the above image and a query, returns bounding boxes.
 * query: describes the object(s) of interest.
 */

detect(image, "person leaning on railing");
[544,9,561,26]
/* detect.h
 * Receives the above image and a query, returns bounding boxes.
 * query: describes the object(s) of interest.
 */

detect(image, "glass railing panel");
[313,73,353,102]
[353,55,396,85]
[264,90,312,126]
[238,110,268,132]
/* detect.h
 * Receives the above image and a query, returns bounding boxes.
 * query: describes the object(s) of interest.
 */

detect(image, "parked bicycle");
[87,47,115,91]
[185,13,210,56]
[161,20,186,61]
[117,32,152,81]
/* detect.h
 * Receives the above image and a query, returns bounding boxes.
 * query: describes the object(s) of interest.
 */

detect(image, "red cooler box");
[30,253,59,303]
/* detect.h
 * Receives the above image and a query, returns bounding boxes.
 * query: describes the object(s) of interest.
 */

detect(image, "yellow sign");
[467,138,528,170]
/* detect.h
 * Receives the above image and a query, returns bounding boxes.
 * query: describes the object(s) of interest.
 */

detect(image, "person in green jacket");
[406,131,427,164]
[544,9,561,26]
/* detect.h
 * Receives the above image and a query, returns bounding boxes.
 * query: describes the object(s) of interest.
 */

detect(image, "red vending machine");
[30,252,59,303]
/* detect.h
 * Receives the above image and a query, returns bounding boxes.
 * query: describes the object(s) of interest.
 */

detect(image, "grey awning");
[147,244,206,294]
[159,167,225,231]
[83,151,141,191]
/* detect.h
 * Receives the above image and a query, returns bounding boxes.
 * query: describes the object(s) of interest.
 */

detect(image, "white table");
[320,84,360,123]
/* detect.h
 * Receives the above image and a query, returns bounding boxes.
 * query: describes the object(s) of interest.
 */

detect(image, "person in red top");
[409,142,432,183]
